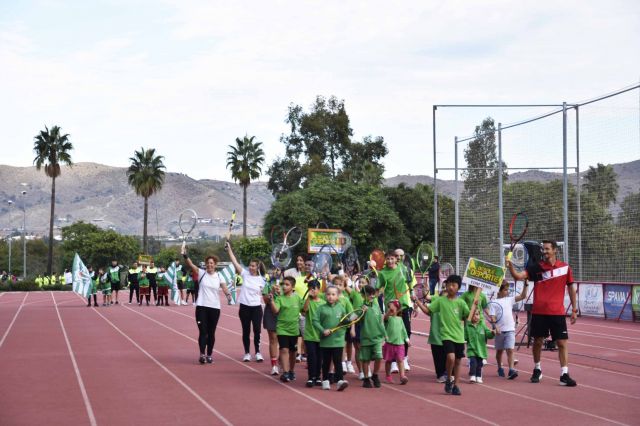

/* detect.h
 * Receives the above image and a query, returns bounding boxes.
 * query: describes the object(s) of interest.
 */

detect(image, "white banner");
[579,283,604,317]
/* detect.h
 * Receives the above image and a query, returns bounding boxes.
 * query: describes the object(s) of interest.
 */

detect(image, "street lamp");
[7,200,13,276]
[21,188,27,280]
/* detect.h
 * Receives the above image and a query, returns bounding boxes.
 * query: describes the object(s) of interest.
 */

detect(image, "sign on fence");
[603,284,633,321]
[578,283,604,317]
[462,258,505,292]
[632,286,640,313]
[307,228,346,254]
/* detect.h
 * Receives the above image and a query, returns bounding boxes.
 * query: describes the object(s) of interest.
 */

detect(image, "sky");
[1,0,639,182]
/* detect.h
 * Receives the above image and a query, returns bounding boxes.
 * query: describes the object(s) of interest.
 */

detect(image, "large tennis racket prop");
[270,226,303,269]
[413,242,434,302]
[178,209,198,252]
[328,308,365,334]
[312,244,334,278]
[506,212,528,263]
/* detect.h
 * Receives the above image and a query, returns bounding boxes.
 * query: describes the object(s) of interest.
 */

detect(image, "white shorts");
[495,331,515,350]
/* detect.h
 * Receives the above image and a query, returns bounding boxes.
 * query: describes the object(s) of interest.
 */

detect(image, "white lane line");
[569,329,640,343]
[409,362,631,425]
[162,306,501,425]
[132,306,367,426]
[0,292,28,349]
[91,305,233,426]
[52,292,97,426]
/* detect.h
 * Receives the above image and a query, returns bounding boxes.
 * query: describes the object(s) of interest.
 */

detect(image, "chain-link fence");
[434,84,640,283]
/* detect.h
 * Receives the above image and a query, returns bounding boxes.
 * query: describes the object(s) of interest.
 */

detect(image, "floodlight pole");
[498,123,504,267]
[7,200,13,275]
[433,106,438,256]
[562,102,569,263]
[576,106,583,279]
[454,136,459,274]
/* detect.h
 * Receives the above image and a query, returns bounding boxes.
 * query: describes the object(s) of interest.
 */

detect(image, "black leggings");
[402,307,412,355]
[195,306,221,356]
[239,304,263,354]
[321,347,344,382]
[129,284,139,303]
[305,340,321,380]
[431,343,446,378]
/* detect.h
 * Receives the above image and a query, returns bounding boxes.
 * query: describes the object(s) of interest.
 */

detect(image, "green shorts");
[102,289,112,296]
[358,344,382,361]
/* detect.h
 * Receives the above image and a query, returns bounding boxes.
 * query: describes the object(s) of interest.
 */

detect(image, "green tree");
[462,117,508,204]
[263,178,405,262]
[60,222,140,269]
[583,163,619,209]
[226,135,265,237]
[234,237,272,265]
[127,147,166,254]
[618,192,640,229]
[33,125,74,275]
[339,136,388,185]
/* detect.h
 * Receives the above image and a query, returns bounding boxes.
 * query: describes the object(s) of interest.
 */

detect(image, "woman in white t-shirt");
[182,246,233,364]
[227,242,266,362]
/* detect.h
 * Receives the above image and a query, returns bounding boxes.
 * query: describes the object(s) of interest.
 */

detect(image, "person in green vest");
[128,261,141,304]
[157,266,170,306]
[59,272,65,285]
[50,274,57,286]
[87,265,99,307]
[147,260,158,304]
[106,259,123,305]
[138,265,151,306]
[99,267,112,306]
[35,275,43,288]
[43,275,50,287]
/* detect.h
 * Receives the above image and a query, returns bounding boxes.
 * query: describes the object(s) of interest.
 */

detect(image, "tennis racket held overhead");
[226,210,236,242]
[506,212,528,262]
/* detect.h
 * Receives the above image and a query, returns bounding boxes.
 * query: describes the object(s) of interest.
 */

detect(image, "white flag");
[218,264,236,305]
[167,262,182,305]
[72,253,93,298]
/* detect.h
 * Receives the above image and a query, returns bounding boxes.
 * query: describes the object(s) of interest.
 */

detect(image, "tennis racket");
[343,246,360,276]
[178,209,198,242]
[369,249,385,272]
[510,243,529,271]
[283,226,303,249]
[313,245,333,278]
[415,242,434,273]
[506,212,528,262]
[270,225,285,245]
[270,243,292,269]
[226,210,236,241]
[329,308,365,333]
[439,262,454,293]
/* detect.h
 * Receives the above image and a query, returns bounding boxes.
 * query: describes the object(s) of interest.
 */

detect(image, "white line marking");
[0,293,28,349]
[409,362,631,424]
[52,292,97,426]
[91,304,234,426]
[133,306,367,425]
[570,329,640,343]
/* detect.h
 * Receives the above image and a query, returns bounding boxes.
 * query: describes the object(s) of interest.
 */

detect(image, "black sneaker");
[451,385,461,396]
[362,378,372,388]
[371,374,381,388]
[508,369,518,380]
[305,380,314,388]
[530,368,542,383]
[199,355,206,364]
[87,303,91,307]
[560,373,577,387]
[206,356,213,364]
[444,379,453,394]
[280,373,291,383]
[314,379,323,387]
[289,371,296,381]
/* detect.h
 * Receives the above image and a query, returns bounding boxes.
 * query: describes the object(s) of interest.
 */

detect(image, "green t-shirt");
[359,301,385,346]
[338,294,354,313]
[385,316,408,345]
[303,297,326,342]
[185,273,194,290]
[465,321,494,359]
[158,273,171,287]
[377,267,410,308]
[313,302,348,348]
[274,293,303,336]
[428,296,470,344]
[139,277,150,288]
[427,296,443,345]
[460,290,488,318]
[348,288,364,310]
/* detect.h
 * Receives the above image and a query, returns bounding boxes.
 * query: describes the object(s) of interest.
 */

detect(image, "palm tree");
[33,125,73,275]
[584,163,619,208]
[226,135,265,237]
[127,148,166,254]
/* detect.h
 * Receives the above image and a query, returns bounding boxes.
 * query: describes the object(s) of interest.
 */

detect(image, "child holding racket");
[333,276,356,375]
[492,280,529,380]
[313,285,350,391]
[301,279,325,387]
[268,276,303,383]
[383,300,410,384]
[413,275,470,396]
[263,270,281,375]
[358,284,385,388]
[465,309,494,383]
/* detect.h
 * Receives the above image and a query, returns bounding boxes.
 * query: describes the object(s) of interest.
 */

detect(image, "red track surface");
[1,291,639,425]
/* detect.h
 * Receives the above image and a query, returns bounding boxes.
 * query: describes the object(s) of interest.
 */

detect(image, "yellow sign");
[137,254,153,266]
[307,228,346,254]
[462,258,505,291]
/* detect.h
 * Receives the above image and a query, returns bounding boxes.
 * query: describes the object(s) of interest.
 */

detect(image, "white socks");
[534,362,541,370]
[561,366,568,375]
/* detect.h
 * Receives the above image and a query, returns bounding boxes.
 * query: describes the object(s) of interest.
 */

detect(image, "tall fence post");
[576,106,583,279]
[454,136,460,274]
[562,102,570,263]
[498,123,504,267]
[433,106,438,256]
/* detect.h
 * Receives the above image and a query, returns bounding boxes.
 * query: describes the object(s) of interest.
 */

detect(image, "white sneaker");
[342,361,348,372]
[482,359,487,365]
[271,365,279,375]
[337,380,349,391]
[192,302,196,306]
[403,357,410,371]
[322,380,331,390]
[346,362,355,374]
[358,372,365,380]
[182,301,189,306]
[296,354,302,363]
[477,377,483,384]
[255,352,264,362]
[437,375,448,383]
[390,362,399,374]
[243,353,251,362]
[470,376,477,383]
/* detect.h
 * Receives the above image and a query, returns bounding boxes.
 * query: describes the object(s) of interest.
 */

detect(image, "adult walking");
[507,240,578,386]
[427,256,440,296]
[227,243,266,363]
[182,245,233,364]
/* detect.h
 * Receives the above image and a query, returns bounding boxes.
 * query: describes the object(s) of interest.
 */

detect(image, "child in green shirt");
[383,300,410,384]
[138,266,151,306]
[313,286,350,391]
[465,309,494,383]
[268,276,303,383]
[414,274,473,396]
[301,279,325,387]
[359,284,385,388]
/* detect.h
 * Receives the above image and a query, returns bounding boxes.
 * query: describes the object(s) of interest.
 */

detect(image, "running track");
[1,291,639,425]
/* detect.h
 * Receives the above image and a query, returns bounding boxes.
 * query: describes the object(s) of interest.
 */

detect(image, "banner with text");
[603,284,633,321]
[578,283,605,317]
[462,258,505,292]
[307,228,346,254]
[632,286,640,313]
